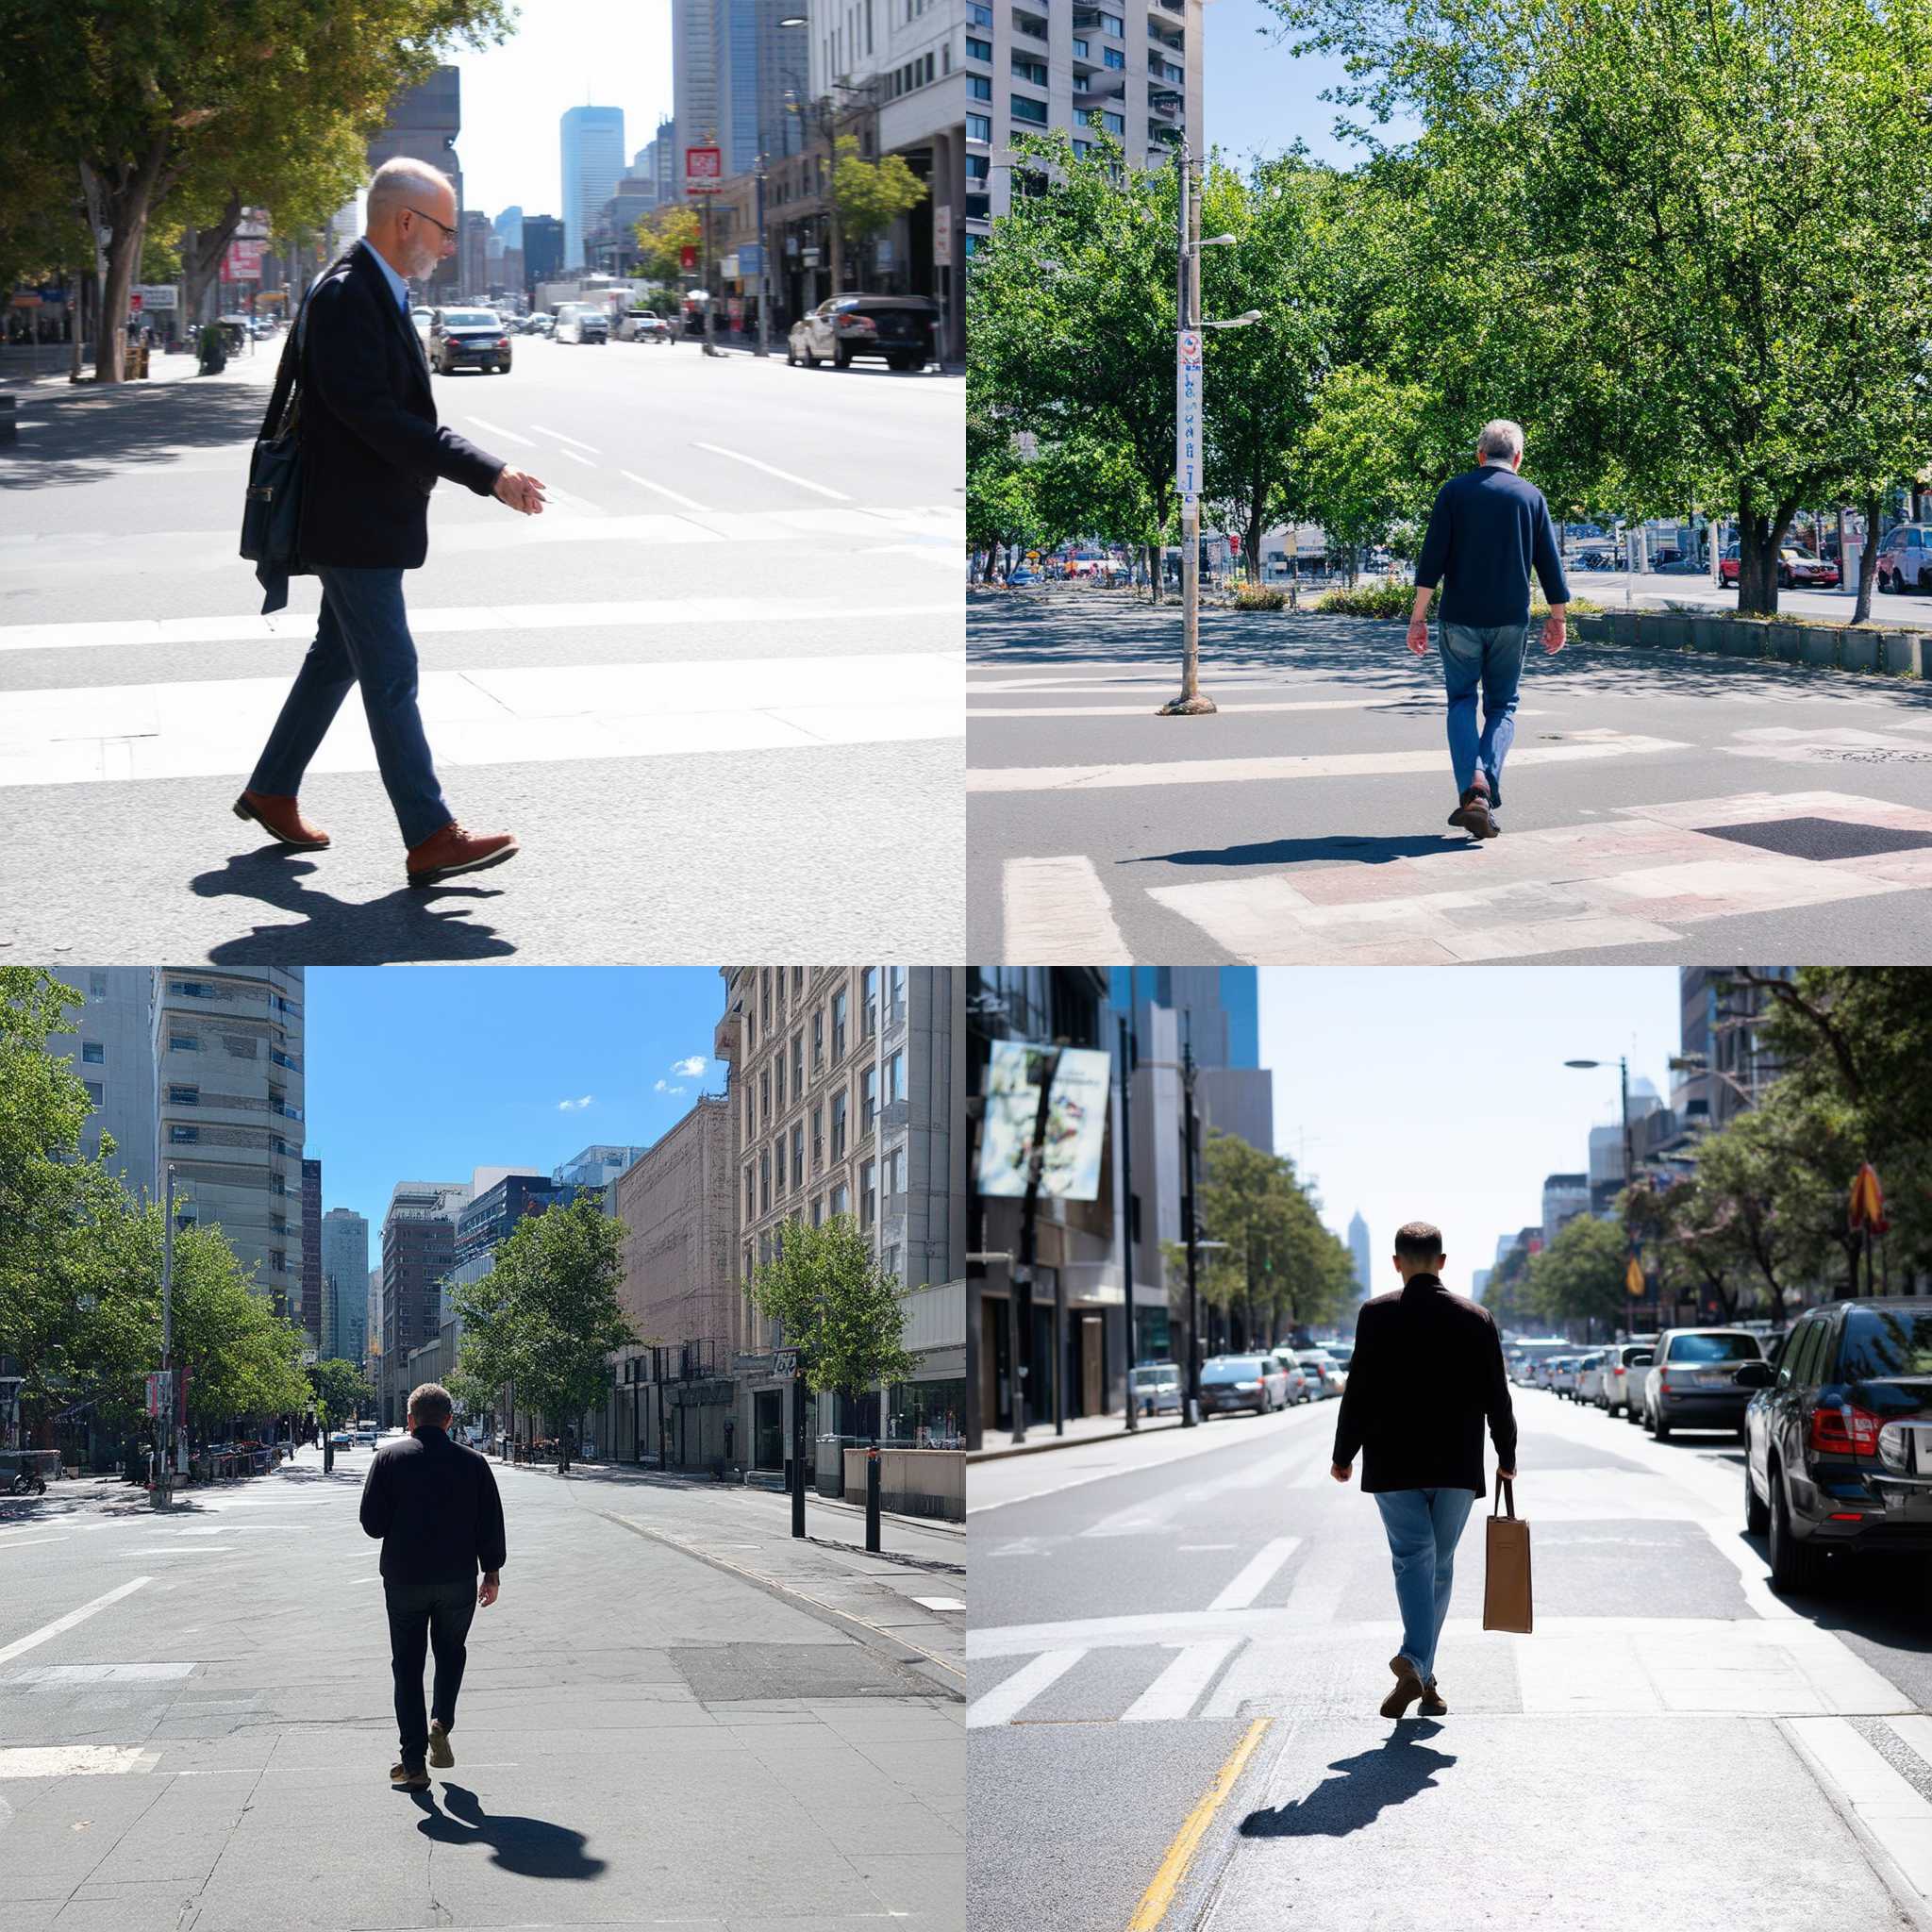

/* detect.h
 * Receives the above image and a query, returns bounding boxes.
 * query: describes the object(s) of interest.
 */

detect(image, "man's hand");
[1498,1469,1517,1481]
[491,466,546,515]
[478,1571,499,1607]
[1541,612,1566,656]
[1405,618,1431,657]
[1330,1461,1353,1483]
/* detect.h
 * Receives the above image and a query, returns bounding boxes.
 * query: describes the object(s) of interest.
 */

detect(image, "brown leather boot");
[233,791,330,849]
[1380,1653,1425,1719]
[1446,775,1497,841]
[1419,1677,1447,1716]
[389,1758,430,1790]
[407,822,519,887]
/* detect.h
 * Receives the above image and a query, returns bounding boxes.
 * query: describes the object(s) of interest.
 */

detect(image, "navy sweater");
[1413,463,1571,627]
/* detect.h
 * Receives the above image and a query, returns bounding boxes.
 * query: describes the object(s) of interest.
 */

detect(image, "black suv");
[1741,1297,1932,1591]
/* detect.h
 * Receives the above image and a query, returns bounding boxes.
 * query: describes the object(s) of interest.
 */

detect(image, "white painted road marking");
[967,1647,1085,1729]
[462,414,536,448]
[1001,857,1129,965]
[0,1576,148,1667]
[621,469,709,511]
[1124,1641,1239,1724]
[1207,1538,1304,1613]
[0,1746,151,1779]
[693,440,852,501]
[554,446,596,467]
[530,424,601,452]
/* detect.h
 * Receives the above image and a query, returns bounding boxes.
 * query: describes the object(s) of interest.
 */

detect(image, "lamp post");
[1565,1055,1638,1335]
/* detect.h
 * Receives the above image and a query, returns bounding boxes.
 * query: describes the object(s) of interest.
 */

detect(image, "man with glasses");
[238,158,547,886]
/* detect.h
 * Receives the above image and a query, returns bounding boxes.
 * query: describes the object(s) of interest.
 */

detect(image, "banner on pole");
[1176,329,1203,497]
[976,1041,1111,1202]
[685,146,724,194]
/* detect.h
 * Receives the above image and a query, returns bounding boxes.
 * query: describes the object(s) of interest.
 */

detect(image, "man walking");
[1330,1222,1517,1719]
[1407,420,1571,841]
[359,1381,506,1790]
[236,158,548,888]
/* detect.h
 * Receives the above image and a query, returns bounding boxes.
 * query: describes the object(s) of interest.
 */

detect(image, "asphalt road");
[0,337,963,962]
[967,1384,1932,1932]
[0,1439,964,1931]
[968,592,1932,965]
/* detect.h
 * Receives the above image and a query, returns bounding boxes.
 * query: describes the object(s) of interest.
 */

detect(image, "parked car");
[1875,523,1932,594]
[786,292,939,371]
[554,303,608,344]
[328,1430,351,1449]
[1295,1349,1345,1399]
[1199,1355,1274,1419]
[1131,1362,1182,1417]
[1546,1357,1576,1396]
[355,1427,377,1446]
[1574,1352,1606,1404]
[429,307,512,375]
[1643,1327,1766,1439]
[618,308,671,342]
[1719,543,1840,590]
[1270,1348,1314,1405]
[1598,1342,1656,1418]
[1007,568,1041,586]
[1742,1296,1932,1591]
[1324,1341,1355,1373]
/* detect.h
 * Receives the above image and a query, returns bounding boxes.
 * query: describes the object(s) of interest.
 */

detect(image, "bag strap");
[1492,1472,1515,1519]
[257,253,340,444]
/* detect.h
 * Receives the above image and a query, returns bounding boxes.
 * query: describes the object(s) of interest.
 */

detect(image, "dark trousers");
[249,564,454,847]
[383,1578,475,1770]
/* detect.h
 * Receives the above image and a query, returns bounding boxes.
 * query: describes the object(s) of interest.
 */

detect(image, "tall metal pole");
[157,1167,175,1507]
[1181,1034,1201,1427]
[1119,1011,1139,1434]
[1163,140,1215,717]
[1014,1047,1062,1445]
[755,159,772,358]
[791,1359,808,1537]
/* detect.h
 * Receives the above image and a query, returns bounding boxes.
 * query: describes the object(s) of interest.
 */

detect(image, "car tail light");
[1810,1404,1881,1459]
[497,337,509,348]
[1612,1367,1625,1380]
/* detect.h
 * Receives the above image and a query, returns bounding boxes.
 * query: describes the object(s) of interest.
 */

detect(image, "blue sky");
[304,968,724,1275]
[1205,0,1422,169]
[1257,970,1682,1301]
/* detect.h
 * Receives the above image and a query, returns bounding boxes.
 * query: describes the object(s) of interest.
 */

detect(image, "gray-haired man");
[1406,420,1572,841]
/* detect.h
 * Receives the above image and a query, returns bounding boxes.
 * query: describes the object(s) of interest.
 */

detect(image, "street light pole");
[1161,139,1215,718]
[755,156,771,358]
[1012,1045,1063,1445]
[1180,1033,1201,1426]
[1119,1010,1139,1434]
[156,1166,175,1508]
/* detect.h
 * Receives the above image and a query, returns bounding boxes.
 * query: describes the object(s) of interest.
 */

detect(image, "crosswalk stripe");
[1001,856,1129,964]
[693,441,851,501]
[969,732,1690,793]
[1123,1641,1239,1724]
[0,1577,149,1667]
[462,413,536,448]
[530,423,600,452]
[1,650,962,789]
[969,698,1523,719]
[1207,1537,1303,1613]
[0,594,960,658]
[968,1647,1085,1728]
[620,469,708,511]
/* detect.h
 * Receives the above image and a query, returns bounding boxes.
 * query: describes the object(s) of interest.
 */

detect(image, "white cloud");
[672,1056,707,1078]
[655,1079,688,1096]
[557,1094,593,1111]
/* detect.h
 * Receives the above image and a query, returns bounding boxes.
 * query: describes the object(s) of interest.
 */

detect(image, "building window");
[168,1084,198,1106]
[862,967,878,1038]
[170,1124,198,1144]
[887,1048,906,1104]
[170,1033,199,1052]
[743,1241,753,1283]
[862,1065,878,1135]
[775,1054,786,1110]
[761,1150,772,1213]
[775,1135,787,1190]
[271,1251,286,1274]
[861,1158,876,1230]
[84,1080,102,1107]
[889,1146,908,1196]
[1104,45,1124,69]
[885,1243,901,1281]
[967,112,991,142]
[812,1009,824,1069]
[1012,92,1048,125]
[80,1041,105,1064]
[760,1067,770,1124]
[791,1031,804,1092]
[831,1182,850,1219]
[169,980,213,998]
[761,968,771,1029]
[1101,109,1124,135]
[832,989,847,1060]
[812,1195,824,1228]
[745,1166,756,1218]
[793,966,804,994]
[270,1049,299,1072]
[1101,8,1124,33]
[744,1086,753,1139]
[967,34,991,60]
[89,972,108,998]
[812,1105,824,1169]
[968,73,991,100]
[1012,53,1049,85]
[831,1089,847,1159]
[791,1122,804,1191]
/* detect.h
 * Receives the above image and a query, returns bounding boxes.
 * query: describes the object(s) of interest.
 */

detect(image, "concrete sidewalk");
[970,1407,1186,1460]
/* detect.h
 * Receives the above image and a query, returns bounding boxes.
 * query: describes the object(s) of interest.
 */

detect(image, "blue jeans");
[1374,1487,1477,1683]
[249,566,454,848]
[1440,623,1528,808]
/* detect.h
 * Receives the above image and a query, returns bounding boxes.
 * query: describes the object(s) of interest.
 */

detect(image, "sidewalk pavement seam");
[1780,1716,1932,1931]
[585,1507,964,1702]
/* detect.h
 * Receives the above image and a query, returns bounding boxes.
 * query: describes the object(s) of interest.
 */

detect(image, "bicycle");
[7,1467,47,1497]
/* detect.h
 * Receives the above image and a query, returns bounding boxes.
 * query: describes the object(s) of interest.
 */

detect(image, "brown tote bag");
[1482,1473,1533,1634]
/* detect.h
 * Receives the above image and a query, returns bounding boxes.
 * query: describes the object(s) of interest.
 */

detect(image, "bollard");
[0,390,15,443]
[866,1445,881,1554]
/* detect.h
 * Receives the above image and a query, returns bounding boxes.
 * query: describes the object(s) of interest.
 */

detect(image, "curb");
[969,1415,1189,1462]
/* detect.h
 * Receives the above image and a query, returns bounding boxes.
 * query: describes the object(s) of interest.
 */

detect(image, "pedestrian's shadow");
[1238,1723,1456,1840]
[1129,833,1482,869]
[407,1782,607,1880]
[189,852,517,963]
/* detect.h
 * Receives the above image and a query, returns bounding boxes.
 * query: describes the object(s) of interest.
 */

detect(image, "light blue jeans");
[1374,1487,1477,1683]
[1440,622,1529,808]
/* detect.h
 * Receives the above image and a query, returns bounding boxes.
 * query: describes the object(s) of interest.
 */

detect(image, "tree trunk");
[1146,541,1163,605]
[181,198,242,339]
[1734,485,1801,617]
[1853,490,1881,624]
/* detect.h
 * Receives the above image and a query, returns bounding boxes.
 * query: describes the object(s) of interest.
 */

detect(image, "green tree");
[1525,1211,1630,1333]
[1299,365,1433,582]
[747,1216,917,1429]
[831,134,928,284]
[635,203,701,283]
[307,1357,375,1468]
[966,408,1041,582]
[449,1195,639,1472]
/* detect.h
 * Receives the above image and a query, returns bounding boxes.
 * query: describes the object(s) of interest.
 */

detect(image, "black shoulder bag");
[240,275,323,614]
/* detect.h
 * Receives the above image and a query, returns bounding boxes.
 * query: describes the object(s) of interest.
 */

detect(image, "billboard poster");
[976,1041,1111,1203]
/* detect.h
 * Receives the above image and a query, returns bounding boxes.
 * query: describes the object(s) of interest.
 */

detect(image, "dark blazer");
[358,1423,508,1586]
[293,243,502,570]
[1331,1274,1518,1493]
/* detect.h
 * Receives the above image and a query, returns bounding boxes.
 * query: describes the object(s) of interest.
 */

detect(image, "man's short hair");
[1476,419,1524,463]
[407,1381,454,1426]
[366,157,455,226]
[1393,1221,1445,1261]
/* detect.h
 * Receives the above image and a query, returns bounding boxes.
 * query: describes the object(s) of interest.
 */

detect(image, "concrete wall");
[842,1446,964,1522]
[614,1095,739,1364]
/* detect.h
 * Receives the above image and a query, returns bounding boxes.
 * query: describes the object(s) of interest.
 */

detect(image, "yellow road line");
[1126,1716,1272,1931]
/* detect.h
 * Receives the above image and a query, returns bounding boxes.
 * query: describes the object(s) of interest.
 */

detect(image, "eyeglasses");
[405,206,458,243]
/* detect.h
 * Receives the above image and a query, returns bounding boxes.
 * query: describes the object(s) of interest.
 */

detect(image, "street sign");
[128,292,142,311]
[736,242,762,275]
[802,246,820,268]
[680,244,696,271]
[1176,328,1203,497]
[225,239,263,281]
[145,1371,173,1418]
[773,1349,799,1377]
[934,206,953,268]
[131,283,177,309]
[723,252,740,279]
[685,146,724,194]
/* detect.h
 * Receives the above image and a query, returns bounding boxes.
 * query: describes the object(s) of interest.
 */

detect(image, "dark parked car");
[1642,1327,1765,1439]
[787,293,939,371]
[1742,1297,1932,1591]
[1198,1355,1273,1419]
[430,308,512,375]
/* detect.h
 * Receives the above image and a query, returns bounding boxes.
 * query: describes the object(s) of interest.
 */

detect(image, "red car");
[1720,544,1840,590]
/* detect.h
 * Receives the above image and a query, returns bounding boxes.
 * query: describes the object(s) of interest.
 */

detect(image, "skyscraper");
[44,968,157,1200]
[300,1158,323,1352]
[364,66,464,300]
[1347,1211,1373,1298]
[321,1208,369,1364]
[560,106,625,272]
[379,1179,472,1424]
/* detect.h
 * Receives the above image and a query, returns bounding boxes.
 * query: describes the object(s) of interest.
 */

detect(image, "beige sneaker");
[427,1719,454,1769]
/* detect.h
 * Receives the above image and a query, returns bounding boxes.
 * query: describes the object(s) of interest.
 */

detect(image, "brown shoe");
[1380,1653,1426,1719]
[390,1759,430,1790]
[1446,779,1497,841]
[1419,1677,1447,1716]
[427,1719,454,1769]
[233,791,330,849]
[407,822,519,887]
